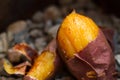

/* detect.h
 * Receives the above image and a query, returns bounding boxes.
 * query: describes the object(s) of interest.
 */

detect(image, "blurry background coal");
[0,0,58,32]
[0,0,120,32]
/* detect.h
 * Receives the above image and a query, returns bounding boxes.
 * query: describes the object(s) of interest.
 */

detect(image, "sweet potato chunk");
[4,59,31,75]
[4,43,38,75]
[24,39,61,80]
[25,51,55,80]
[57,11,116,80]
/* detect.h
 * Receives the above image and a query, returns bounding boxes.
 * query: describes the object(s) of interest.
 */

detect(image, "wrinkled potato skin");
[66,29,116,80]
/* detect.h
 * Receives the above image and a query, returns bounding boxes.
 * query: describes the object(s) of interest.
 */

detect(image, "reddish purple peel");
[67,55,97,80]
[66,29,116,80]
[24,76,36,80]
[44,39,57,53]
[100,27,115,51]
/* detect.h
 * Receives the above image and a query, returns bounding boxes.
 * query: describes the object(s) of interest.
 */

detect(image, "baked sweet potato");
[57,11,116,80]
[24,39,61,80]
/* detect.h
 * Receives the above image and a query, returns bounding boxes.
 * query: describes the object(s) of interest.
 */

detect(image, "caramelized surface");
[13,43,38,61]
[57,11,99,58]
[26,51,55,80]
[4,59,26,75]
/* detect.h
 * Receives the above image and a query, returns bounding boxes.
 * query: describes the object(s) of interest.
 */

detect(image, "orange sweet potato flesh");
[57,11,116,80]
[3,59,30,75]
[57,11,99,59]
[24,39,61,80]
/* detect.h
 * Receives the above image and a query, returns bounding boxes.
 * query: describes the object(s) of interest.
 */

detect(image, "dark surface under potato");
[67,29,116,80]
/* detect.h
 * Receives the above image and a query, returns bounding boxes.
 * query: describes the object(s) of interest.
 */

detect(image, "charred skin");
[57,11,116,80]
[4,43,38,75]
[13,43,38,62]
[24,39,61,80]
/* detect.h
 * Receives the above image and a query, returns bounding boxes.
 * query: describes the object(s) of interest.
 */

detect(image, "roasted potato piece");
[3,59,31,75]
[4,43,38,75]
[57,11,116,80]
[12,43,38,62]
[24,39,61,80]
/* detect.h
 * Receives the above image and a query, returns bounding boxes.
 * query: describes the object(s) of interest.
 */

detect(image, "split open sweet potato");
[57,11,116,80]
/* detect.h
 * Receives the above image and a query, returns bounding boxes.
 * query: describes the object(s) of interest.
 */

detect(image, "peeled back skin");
[57,11,116,80]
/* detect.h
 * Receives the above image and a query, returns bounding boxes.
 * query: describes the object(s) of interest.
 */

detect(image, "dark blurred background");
[0,0,58,32]
[0,0,120,32]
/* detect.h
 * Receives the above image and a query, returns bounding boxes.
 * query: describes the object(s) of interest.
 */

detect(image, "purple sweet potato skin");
[24,76,36,80]
[100,27,115,51]
[67,55,97,80]
[66,29,116,80]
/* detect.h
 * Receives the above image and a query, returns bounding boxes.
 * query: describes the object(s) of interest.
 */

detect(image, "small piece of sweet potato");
[3,59,31,75]
[24,39,61,80]
[4,43,38,75]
